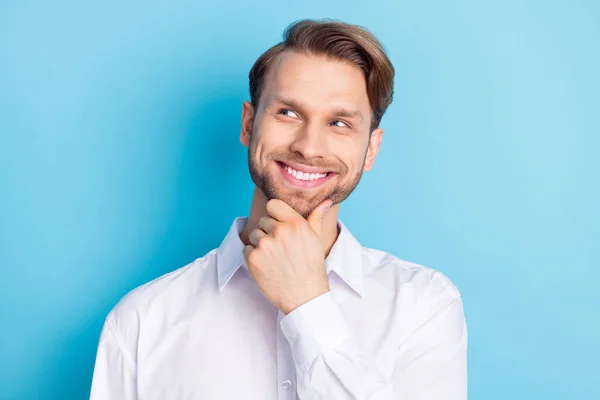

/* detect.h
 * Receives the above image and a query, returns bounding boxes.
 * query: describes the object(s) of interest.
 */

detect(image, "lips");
[278,160,333,175]
[276,161,336,189]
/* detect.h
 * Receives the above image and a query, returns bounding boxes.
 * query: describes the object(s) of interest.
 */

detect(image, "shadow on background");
[41,88,250,399]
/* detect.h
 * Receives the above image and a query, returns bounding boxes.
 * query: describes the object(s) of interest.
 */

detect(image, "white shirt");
[90,217,467,400]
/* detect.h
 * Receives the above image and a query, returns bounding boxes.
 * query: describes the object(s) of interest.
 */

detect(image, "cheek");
[336,145,368,175]
[255,128,293,158]
[249,125,269,158]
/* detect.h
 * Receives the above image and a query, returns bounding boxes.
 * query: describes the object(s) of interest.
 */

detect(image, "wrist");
[281,286,330,314]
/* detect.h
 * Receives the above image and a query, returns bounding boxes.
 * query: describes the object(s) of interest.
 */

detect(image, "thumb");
[307,199,333,237]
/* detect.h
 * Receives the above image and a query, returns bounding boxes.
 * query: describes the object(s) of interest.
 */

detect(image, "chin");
[277,193,325,219]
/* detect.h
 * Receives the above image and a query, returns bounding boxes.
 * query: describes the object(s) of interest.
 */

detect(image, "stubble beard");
[247,136,366,219]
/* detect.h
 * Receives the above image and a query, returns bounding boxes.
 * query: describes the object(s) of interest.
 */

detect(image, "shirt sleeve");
[280,290,467,400]
[391,295,467,399]
[280,291,390,399]
[89,314,138,400]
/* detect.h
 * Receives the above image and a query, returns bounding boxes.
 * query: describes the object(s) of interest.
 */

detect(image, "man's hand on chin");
[242,198,333,314]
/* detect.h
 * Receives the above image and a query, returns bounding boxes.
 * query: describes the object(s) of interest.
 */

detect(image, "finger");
[248,228,267,247]
[307,199,333,238]
[265,199,300,222]
[242,244,254,261]
[257,216,279,234]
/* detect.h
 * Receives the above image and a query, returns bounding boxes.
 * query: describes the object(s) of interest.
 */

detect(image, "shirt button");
[282,380,292,390]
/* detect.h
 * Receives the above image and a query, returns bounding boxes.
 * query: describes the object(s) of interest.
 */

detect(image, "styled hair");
[248,19,395,131]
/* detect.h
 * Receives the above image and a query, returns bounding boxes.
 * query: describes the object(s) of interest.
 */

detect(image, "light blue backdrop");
[1,0,598,399]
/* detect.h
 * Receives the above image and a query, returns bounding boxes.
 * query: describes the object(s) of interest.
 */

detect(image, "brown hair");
[248,19,395,132]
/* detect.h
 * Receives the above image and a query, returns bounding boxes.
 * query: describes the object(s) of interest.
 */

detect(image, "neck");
[239,187,340,257]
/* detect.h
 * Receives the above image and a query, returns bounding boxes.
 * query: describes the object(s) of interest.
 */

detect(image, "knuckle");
[272,224,284,237]
[258,216,269,229]
[291,219,303,230]
[250,230,262,246]
[247,249,259,264]
[256,235,268,248]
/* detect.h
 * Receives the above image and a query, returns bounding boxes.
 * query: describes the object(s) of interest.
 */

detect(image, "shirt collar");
[216,217,365,297]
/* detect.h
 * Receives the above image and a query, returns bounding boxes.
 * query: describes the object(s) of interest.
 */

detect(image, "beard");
[247,136,366,219]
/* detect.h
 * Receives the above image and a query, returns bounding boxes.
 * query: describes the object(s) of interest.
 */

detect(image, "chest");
[134,276,400,400]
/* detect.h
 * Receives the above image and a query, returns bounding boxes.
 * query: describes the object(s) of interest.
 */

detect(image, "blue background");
[1,0,598,399]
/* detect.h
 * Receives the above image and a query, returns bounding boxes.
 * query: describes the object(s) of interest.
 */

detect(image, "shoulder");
[103,250,218,340]
[360,246,466,335]
[361,245,462,301]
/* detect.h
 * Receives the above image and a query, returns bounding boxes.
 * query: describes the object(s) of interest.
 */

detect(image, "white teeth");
[283,165,327,181]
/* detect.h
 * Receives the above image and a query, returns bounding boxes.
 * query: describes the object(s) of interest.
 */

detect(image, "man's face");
[241,51,383,219]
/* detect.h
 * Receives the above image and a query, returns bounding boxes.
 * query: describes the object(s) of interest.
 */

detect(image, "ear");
[240,101,254,147]
[363,128,384,172]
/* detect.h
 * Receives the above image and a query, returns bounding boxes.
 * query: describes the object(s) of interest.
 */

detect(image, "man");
[90,19,467,400]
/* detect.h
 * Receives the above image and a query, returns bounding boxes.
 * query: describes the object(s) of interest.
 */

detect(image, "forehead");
[261,50,371,113]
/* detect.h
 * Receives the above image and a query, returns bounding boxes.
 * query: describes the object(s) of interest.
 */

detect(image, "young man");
[90,19,467,400]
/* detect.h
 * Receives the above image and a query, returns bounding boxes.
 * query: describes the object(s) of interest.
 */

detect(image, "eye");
[330,119,349,128]
[278,109,299,119]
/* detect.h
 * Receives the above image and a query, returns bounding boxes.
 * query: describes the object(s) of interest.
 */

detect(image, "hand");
[242,198,333,314]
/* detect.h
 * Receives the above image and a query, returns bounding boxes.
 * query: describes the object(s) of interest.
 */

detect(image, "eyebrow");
[266,94,364,122]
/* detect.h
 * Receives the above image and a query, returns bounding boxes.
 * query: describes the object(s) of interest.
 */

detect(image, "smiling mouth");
[277,161,331,180]
[276,161,336,188]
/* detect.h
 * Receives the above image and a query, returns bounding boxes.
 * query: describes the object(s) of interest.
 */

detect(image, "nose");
[288,121,327,160]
